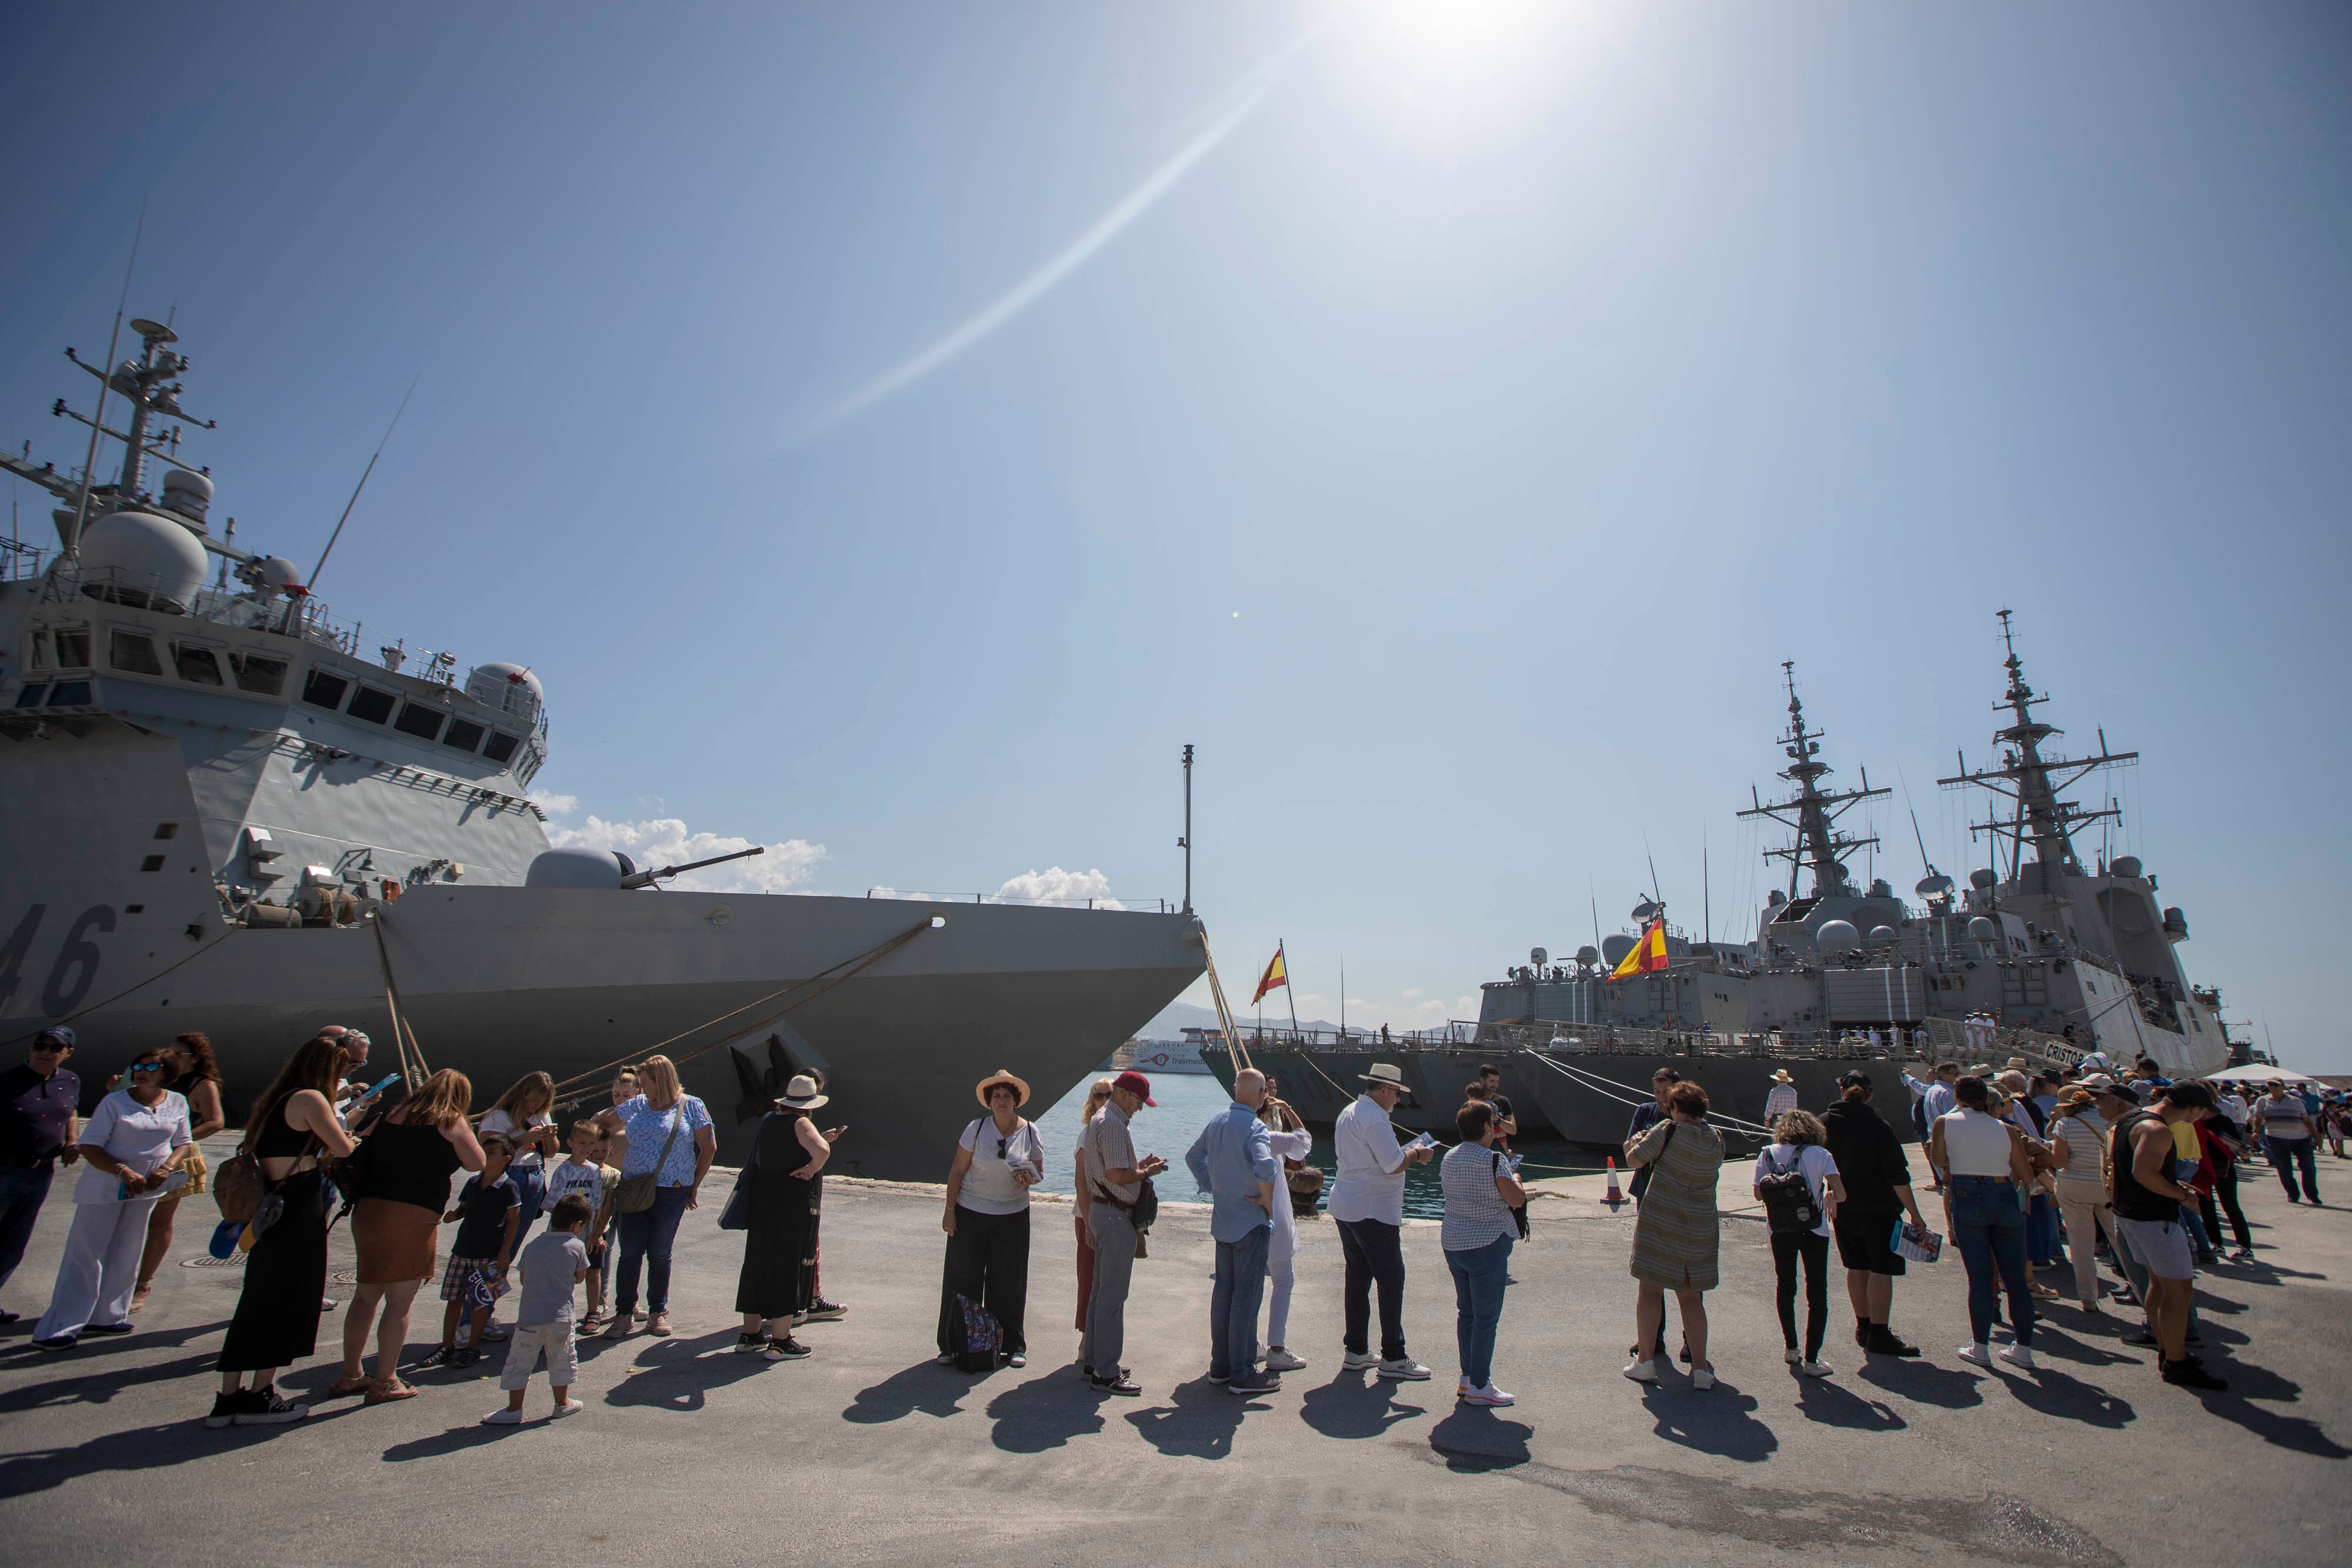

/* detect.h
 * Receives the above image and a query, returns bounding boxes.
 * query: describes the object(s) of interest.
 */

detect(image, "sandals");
[363,1379,419,1406]
[325,1375,374,1399]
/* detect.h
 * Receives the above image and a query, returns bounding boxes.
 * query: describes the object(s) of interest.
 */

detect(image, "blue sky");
[5,2,2348,1065]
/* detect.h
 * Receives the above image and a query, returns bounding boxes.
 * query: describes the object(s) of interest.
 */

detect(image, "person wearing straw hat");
[1330,1062,1435,1382]
[1763,1069,1799,1126]
[735,1075,830,1362]
[937,1069,1044,1370]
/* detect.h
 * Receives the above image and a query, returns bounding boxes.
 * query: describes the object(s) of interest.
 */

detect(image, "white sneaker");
[480,1408,523,1425]
[1957,1342,1992,1366]
[551,1398,586,1417]
[1263,1348,1307,1373]
[1997,1343,2037,1371]
[477,1322,512,1343]
[1464,1382,1515,1406]
[1622,1357,1659,1383]
[1691,1367,1717,1390]
[1800,1360,1832,1377]
[1377,1358,1431,1381]
[1341,1350,1381,1370]
[1783,1347,1802,1364]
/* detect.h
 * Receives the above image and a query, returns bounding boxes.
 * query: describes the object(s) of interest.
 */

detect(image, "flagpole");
[1282,940,1299,1039]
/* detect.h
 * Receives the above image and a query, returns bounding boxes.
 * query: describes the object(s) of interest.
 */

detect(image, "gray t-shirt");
[514,1231,588,1328]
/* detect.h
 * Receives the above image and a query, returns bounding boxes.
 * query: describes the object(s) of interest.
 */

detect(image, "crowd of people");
[0,1019,2344,1429]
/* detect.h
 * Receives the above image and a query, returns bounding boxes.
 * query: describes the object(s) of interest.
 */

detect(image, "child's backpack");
[949,1294,1002,1374]
[1756,1147,1821,1236]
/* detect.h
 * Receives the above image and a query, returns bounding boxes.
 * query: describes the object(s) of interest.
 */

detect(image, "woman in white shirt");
[479,1073,560,1240]
[1258,1082,1312,1373]
[1752,1110,1846,1376]
[937,1069,1044,1369]
[1928,1076,2039,1369]
[32,1048,192,1350]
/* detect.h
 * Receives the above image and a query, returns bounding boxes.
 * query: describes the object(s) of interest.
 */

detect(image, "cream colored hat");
[1360,1062,1408,1089]
[974,1068,1031,1108]
[779,1074,828,1110]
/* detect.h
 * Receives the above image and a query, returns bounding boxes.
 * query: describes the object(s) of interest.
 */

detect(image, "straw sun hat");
[974,1069,1031,1108]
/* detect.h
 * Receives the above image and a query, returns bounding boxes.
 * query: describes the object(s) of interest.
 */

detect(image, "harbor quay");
[1,1142,2346,1567]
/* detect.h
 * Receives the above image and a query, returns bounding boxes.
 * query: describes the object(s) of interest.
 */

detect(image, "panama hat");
[779,1074,828,1110]
[1770,1068,1793,1083]
[1359,1062,1408,1089]
[974,1068,1031,1108]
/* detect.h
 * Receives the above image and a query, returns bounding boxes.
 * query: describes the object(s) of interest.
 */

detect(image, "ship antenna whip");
[64,196,146,558]
[309,375,417,596]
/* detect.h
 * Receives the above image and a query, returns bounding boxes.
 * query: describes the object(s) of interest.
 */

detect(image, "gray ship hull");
[1514,1048,1925,1154]
[1203,1043,1556,1136]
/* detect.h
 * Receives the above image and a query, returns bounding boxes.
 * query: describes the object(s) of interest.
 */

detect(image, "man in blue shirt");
[1185,1068,1279,1396]
[0,1028,82,1322]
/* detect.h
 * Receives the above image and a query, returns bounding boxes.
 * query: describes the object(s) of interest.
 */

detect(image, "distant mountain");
[1134,999,1346,1038]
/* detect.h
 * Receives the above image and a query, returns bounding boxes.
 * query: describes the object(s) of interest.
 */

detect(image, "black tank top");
[2109,1109,2177,1222]
[252,1094,313,1159]
[359,1115,463,1211]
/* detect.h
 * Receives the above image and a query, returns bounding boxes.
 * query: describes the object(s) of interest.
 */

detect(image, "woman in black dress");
[211,1037,354,1427]
[735,1075,830,1361]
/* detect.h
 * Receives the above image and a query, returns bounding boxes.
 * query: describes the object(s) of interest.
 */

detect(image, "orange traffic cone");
[1604,1156,1623,1204]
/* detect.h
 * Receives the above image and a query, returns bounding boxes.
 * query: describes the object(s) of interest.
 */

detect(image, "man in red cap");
[1079,1071,1165,1395]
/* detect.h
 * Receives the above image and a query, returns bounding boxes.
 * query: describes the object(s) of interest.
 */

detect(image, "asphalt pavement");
[0,1136,2345,1567]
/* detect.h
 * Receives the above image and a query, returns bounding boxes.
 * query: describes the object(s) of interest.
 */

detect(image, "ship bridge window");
[230,653,286,696]
[109,630,163,676]
[54,627,91,668]
[394,701,446,741]
[302,668,350,710]
[47,680,92,706]
[172,643,225,686]
[480,730,520,765]
[13,684,45,708]
[27,628,52,670]
[442,717,486,754]
[346,685,397,725]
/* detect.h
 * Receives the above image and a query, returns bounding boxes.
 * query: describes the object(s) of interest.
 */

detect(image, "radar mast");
[1737,662,1888,900]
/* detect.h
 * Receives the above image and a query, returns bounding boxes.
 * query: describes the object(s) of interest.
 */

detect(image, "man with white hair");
[1330,1063,1435,1381]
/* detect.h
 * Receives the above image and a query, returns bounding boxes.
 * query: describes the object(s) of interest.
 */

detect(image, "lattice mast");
[1736,661,1889,900]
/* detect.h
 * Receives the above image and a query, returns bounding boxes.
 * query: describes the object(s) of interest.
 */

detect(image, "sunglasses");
[31,1044,70,1055]
[127,1061,168,1075]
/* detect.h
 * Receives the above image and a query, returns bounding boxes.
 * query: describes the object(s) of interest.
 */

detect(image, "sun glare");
[1334,0,1611,148]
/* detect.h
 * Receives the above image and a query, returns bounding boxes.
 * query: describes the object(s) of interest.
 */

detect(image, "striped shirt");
[1439,1141,1518,1252]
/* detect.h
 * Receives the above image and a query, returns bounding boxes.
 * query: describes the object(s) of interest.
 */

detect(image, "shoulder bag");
[1491,1148,1531,1239]
[614,1101,687,1215]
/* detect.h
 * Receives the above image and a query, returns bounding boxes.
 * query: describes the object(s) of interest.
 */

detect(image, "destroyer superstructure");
[2,315,1204,1175]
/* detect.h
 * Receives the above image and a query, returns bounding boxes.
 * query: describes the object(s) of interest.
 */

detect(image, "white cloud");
[995,867,1124,909]
[546,814,825,895]
[530,791,579,815]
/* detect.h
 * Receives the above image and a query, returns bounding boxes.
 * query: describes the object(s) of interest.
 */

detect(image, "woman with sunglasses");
[31,1048,192,1350]
[935,1069,1043,1370]
[131,1032,226,1312]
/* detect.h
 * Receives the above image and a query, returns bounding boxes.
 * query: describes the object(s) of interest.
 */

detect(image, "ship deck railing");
[863,889,1184,913]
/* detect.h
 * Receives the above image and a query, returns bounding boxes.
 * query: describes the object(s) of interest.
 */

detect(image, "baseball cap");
[1112,1070,1155,1106]
[1838,1068,1874,1090]
[34,1027,76,1049]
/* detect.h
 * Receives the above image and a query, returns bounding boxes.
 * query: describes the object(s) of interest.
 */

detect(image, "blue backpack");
[949,1294,1002,1373]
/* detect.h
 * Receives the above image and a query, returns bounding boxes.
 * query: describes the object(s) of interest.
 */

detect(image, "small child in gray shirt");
[483,1193,592,1425]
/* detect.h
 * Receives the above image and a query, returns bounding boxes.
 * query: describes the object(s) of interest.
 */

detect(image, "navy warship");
[1,315,1204,1176]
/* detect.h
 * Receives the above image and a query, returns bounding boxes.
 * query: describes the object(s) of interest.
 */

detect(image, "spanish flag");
[1609,918,1668,981]
[1251,944,1288,1005]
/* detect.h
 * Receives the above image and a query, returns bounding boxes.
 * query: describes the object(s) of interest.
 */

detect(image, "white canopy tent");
[2199,1066,2326,1085]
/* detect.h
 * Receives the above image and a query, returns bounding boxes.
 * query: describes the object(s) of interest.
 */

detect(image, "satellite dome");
[1916,872,1955,898]
[76,509,208,613]
[1867,925,1898,947]
[161,469,213,524]
[526,847,633,889]
[1630,899,1659,923]
[1601,933,1636,968]
[1969,868,1997,891]
[2110,855,2143,880]
[255,556,306,597]
[1815,919,1860,955]
[1966,915,1998,942]
[467,661,544,722]
[1575,944,1600,967]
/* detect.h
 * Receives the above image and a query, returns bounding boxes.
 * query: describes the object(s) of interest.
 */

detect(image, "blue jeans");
[614,1185,692,1315]
[0,1164,55,1296]
[509,1165,547,1249]
[2025,1190,2059,1265]
[1949,1176,2034,1348]
[2266,1136,2320,1203]
[1208,1225,1271,1381]
[1444,1234,1512,1389]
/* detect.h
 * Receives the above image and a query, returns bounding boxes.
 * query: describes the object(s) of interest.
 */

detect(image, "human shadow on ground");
[1788,1372,1905,1432]
[381,1422,527,1462]
[0,1335,233,1416]
[842,1359,970,1425]
[1855,1358,1985,1410]
[2014,1322,2144,1369]
[602,1333,775,1413]
[2187,1361,2352,1459]
[1428,1406,1532,1472]
[1297,1370,1426,1440]
[986,1368,1106,1453]
[0,1397,368,1498]
[1124,1375,1250,1460]
[1641,1379,1778,1462]
[1997,1365,2134,1427]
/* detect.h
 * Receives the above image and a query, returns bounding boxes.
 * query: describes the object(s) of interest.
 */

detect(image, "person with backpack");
[936,1070,1044,1372]
[1753,1110,1847,1376]
[734,1076,830,1362]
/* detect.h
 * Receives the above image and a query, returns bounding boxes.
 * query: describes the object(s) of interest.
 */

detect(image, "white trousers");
[1265,1235,1297,1347]
[35,1197,160,1340]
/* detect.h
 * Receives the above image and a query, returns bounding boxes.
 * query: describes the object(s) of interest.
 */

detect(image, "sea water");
[1025,1074,1598,1221]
